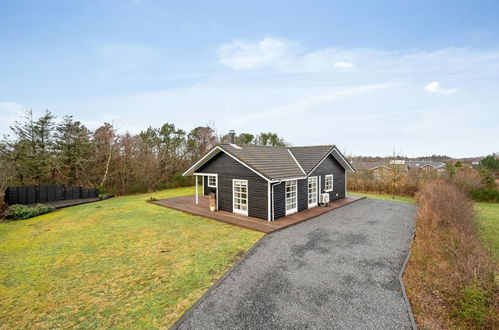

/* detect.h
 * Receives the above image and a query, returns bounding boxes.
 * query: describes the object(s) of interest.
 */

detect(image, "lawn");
[475,202,499,261]
[348,191,416,204]
[0,187,263,329]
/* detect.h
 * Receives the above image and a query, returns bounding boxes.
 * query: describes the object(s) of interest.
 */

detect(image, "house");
[405,160,446,171]
[350,160,406,180]
[183,132,355,221]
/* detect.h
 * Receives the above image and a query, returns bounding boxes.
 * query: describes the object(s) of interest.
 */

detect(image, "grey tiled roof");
[288,145,336,174]
[219,144,305,180]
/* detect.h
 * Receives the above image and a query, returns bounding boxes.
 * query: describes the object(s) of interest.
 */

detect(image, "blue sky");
[1,0,498,157]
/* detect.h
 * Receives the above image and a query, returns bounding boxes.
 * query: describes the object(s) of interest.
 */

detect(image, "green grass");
[475,202,499,261]
[0,187,263,329]
[348,191,416,204]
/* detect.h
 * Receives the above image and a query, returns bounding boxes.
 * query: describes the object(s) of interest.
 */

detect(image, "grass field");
[0,187,263,329]
[348,191,416,204]
[475,202,499,261]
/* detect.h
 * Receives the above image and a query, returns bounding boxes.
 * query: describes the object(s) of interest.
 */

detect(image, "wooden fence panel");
[3,184,98,205]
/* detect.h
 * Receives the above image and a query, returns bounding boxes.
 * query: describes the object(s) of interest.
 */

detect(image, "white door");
[233,179,248,216]
[285,180,298,215]
[308,176,318,208]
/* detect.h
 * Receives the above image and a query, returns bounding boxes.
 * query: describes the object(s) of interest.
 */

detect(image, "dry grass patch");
[404,180,498,328]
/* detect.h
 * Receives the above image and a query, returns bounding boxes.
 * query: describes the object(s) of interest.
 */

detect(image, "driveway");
[173,198,416,329]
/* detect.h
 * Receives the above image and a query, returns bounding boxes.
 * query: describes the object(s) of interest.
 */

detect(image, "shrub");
[403,180,497,328]
[469,188,499,202]
[8,204,55,220]
[453,168,484,192]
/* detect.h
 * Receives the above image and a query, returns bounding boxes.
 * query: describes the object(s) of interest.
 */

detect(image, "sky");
[1,0,498,157]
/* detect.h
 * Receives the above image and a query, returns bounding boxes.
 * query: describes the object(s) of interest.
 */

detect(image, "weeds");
[404,180,497,328]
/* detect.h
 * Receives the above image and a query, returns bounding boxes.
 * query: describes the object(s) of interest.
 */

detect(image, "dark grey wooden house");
[183,133,355,221]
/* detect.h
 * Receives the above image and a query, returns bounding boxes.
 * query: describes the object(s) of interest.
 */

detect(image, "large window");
[233,179,248,216]
[308,176,318,208]
[285,180,297,215]
[207,175,217,188]
[325,174,333,192]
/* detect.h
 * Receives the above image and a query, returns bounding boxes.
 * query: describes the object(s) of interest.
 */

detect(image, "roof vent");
[228,130,235,144]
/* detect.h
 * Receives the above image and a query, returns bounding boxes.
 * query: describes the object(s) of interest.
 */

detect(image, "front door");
[233,179,248,216]
[308,176,318,208]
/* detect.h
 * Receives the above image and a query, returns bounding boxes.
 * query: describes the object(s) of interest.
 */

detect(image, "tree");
[455,160,462,168]
[1,109,56,184]
[255,132,287,146]
[187,126,217,161]
[53,116,92,185]
[91,123,117,187]
[479,154,499,171]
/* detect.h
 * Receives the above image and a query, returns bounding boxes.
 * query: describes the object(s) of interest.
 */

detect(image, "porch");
[152,194,365,233]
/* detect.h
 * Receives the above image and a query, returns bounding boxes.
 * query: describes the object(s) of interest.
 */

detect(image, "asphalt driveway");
[173,198,416,329]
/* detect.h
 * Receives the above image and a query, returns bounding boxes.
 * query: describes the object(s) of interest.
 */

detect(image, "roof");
[287,145,336,174]
[218,144,305,180]
[183,143,355,182]
[350,160,385,171]
[406,160,445,168]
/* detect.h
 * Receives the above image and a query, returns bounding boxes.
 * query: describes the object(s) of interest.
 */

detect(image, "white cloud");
[334,61,355,69]
[424,81,459,94]
[218,37,358,72]
[217,37,294,70]
[0,102,29,135]
[228,82,397,124]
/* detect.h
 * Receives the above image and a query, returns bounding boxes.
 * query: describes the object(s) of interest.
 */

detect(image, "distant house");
[183,132,355,221]
[405,160,446,171]
[351,159,446,179]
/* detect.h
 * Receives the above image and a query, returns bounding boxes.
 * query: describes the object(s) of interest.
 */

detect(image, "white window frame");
[207,175,217,188]
[285,180,298,216]
[324,174,333,192]
[308,176,318,208]
[232,179,248,216]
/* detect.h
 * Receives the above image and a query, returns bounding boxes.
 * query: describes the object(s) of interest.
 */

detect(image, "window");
[285,180,297,215]
[207,175,217,188]
[325,174,333,192]
[308,176,318,208]
[233,179,248,216]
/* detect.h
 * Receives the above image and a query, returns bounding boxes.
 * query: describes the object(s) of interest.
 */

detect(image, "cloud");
[0,102,28,135]
[217,37,294,70]
[228,82,398,124]
[334,61,354,69]
[218,37,358,72]
[424,81,459,94]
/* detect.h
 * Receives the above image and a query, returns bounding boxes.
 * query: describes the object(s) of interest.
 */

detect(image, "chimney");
[228,130,236,144]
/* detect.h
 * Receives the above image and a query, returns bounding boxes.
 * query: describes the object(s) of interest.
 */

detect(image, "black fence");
[4,184,99,206]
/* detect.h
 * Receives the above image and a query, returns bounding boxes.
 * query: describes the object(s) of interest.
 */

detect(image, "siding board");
[197,152,269,220]
[310,155,346,202]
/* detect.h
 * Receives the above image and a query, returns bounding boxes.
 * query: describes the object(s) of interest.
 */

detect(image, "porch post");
[195,175,199,204]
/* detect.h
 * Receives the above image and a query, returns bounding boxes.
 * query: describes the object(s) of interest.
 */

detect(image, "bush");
[453,168,484,191]
[403,180,497,328]
[8,204,55,220]
[469,188,499,202]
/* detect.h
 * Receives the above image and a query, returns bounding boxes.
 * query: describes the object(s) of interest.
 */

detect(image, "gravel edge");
[399,229,418,330]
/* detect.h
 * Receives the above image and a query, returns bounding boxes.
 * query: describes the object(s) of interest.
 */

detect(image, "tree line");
[0,109,287,195]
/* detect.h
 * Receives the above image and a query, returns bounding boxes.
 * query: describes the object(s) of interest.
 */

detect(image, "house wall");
[196,152,269,220]
[272,178,308,220]
[272,156,346,220]
[310,155,346,202]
